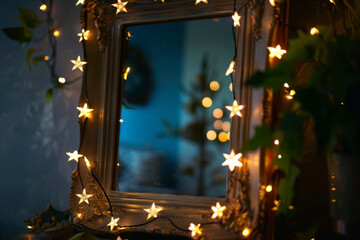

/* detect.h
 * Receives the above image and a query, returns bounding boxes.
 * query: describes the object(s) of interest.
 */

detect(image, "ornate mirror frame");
[70,0,273,239]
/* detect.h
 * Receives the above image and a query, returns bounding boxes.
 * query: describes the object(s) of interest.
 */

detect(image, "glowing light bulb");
[210,81,220,91]
[77,103,93,118]
[218,132,228,142]
[76,188,93,204]
[27,225,33,229]
[211,202,226,219]
[214,120,223,130]
[112,0,128,14]
[77,213,82,218]
[222,150,242,171]
[119,119,124,123]
[84,157,91,170]
[242,228,251,237]
[107,217,119,231]
[290,90,296,96]
[266,185,272,192]
[124,67,131,80]
[71,56,87,72]
[213,108,223,119]
[310,27,319,35]
[225,60,235,76]
[232,11,241,27]
[283,83,289,88]
[278,154,282,159]
[44,56,50,61]
[40,4,47,11]
[329,0,335,4]
[269,0,275,6]
[195,0,208,5]
[202,97,212,108]
[207,130,217,141]
[222,121,231,131]
[53,30,60,37]
[66,150,83,162]
[189,223,202,237]
[144,203,163,220]
[76,0,85,6]
[58,77,66,84]
[268,44,287,59]
[226,100,245,118]
[274,139,279,145]
[78,29,90,42]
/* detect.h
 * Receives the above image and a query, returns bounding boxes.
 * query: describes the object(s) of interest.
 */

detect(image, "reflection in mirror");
[117,17,234,197]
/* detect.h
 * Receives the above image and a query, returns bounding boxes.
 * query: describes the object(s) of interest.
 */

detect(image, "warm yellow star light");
[76,188,93,204]
[222,150,243,171]
[225,60,235,76]
[78,29,90,42]
[189,223,202,237]
[310,27,319,35]
[268,44,287,59]
[211,202,226,219]
[232,11,241,27]
[76,0,85,6]
[269,0,275,7]
[226,100,245,118]
[112,0,128,14]
[107,217,119,231]
[144,203,163,220]
[40,4,47,11]
[71,56,87,72]
[77,103,93,118]
[242,227,251,237]
[66,150,83,162]
[124,67,131,80]
[84,157,91,170]
[195,0,208,5]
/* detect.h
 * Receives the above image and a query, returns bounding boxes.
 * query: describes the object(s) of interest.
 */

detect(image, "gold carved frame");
[70,0,273,239]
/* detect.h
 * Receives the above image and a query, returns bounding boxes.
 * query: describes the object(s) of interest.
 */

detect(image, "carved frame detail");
[70,0,273,239]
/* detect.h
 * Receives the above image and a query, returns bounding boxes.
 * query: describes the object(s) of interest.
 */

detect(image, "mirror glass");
[117,17,234,197]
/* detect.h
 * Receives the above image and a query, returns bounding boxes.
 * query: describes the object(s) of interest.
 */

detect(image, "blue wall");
[0,1,80,239]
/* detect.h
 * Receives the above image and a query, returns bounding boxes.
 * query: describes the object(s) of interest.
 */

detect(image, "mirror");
[117,17,234,197]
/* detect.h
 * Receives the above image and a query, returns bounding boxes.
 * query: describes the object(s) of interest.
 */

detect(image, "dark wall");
[0,1,81,239]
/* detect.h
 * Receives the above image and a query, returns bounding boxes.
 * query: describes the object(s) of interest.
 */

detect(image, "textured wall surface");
[0,1,82,239]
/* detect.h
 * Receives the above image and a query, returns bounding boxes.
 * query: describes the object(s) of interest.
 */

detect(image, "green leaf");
[26,48,35,69]
[32,55,45,66]
[241,126,273,151]
[18,8,40,29]
[277,164,300,213]
[2,27,32,43]
[68,232,100,240]
[45,88,53,103]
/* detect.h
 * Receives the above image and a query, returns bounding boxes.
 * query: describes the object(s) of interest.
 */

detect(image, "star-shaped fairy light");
[268,44,287,59]
[112,0,128,14]
[76,188,93,204]
[222,150,243,171]
[76,0,85,6]
[226,100,245,118]
[77,103,93,118]
[66,150,83,162]
[78,29,90,42]
[144,203,163,220]
[71,56,87,72]
[225,60,235,76]
[195,0,208,5]
[84,157,91,170]
[107,217,119,231]
[189,223,202,237]
[211,202,226,219]
[232,11,241,27]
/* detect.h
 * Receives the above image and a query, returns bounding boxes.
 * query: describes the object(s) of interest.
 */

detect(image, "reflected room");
[117,17,233,197]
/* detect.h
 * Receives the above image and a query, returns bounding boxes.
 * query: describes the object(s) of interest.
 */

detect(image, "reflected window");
[117,17,234,197]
